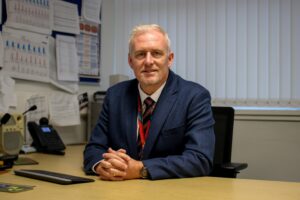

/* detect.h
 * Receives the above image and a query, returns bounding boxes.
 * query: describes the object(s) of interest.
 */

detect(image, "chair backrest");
[211,106,234,165]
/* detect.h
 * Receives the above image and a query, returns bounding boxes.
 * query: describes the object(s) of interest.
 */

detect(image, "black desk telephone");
[27,118,65,155]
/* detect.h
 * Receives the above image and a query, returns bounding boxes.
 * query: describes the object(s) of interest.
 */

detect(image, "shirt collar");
[138,82,166,103]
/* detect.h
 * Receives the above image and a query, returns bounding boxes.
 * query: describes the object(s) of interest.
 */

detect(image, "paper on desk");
[48,36,78,94]
[52,0,80,34]
[82,0,102,24]
[49,92,80,126]
[0,182,35,193]
[56,35,79,82]
[0,72,17,113]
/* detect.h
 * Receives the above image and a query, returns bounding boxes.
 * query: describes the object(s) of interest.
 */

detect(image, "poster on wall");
[5,0,52,34]
[76,19,100,83]
[1,28,50,83]
[81,0,102,24]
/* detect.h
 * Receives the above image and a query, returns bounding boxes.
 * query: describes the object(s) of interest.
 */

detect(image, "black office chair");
[210,106,248,178]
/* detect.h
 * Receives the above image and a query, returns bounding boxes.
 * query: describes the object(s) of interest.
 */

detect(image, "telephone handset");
[27,118,65,155]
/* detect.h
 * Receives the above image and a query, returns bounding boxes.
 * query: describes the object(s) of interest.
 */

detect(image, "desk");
[1,145,299,200]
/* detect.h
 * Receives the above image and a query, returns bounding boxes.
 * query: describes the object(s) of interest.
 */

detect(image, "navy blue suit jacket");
[84,70,215,179]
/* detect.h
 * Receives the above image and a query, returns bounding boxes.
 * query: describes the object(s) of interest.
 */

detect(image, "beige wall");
[232,110,300,182]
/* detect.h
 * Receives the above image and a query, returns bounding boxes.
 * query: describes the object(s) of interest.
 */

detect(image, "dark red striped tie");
[142,97,155,134]
[137,97,155,159]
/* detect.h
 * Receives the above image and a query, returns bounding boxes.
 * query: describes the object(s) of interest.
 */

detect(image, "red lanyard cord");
[137,96,154,147]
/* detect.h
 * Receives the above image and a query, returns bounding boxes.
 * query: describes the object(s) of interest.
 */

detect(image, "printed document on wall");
[49,92,80,127]
[76,19,100,77]
[82,0,102,24]
[5,0,52,34]
[52,0,80,34]
[1,28,50,83]
[48,36,78,94]
[56,35,79,82]
[0,73,17,113]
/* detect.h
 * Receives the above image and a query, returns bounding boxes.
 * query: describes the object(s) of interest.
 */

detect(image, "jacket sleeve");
[83,91,111,174]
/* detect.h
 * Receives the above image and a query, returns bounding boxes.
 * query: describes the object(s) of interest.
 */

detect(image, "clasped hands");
[95,148,143,181]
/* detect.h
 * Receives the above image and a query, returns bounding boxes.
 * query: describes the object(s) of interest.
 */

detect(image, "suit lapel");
[142,71,178,159]
[123,82,139,159]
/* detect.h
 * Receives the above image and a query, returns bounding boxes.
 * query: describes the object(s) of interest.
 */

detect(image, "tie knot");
[144,97,155,107]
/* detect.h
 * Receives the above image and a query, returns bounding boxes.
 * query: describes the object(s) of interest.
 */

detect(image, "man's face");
[128,30,174,94]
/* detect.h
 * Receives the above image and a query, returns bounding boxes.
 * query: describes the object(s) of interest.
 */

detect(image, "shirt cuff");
[92,160,102,174]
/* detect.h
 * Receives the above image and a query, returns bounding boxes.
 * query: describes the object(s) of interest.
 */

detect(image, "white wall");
[98,0,116,91]
[232,110,300,182]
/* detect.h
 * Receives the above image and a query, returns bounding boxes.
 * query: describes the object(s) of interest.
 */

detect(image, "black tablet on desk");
[14,169,95,185]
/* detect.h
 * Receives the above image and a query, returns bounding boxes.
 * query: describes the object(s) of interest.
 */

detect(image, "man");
[84,24,215,180]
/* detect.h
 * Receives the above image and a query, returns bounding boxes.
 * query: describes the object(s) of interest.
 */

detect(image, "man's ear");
[168,52,174,67]
[128,54,133,69]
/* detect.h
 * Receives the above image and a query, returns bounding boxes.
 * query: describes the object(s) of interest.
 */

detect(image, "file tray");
[14,169,95,185]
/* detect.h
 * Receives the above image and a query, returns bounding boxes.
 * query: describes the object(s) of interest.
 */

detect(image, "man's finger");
[106,158,128,171]
[99,160,113,169]
[95,164,111,177]
[103,152,127,163]
[110,168,127,177]
[106,148,131,162]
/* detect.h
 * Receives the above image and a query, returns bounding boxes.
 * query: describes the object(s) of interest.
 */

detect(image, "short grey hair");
[128,24,171,55]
